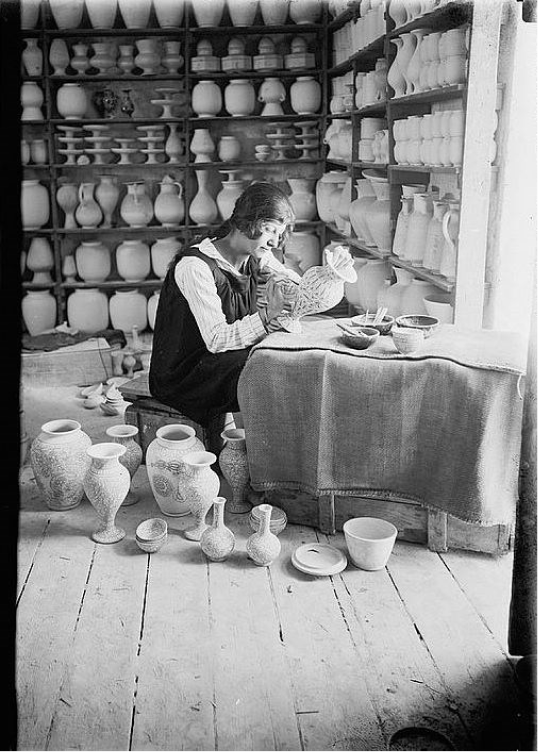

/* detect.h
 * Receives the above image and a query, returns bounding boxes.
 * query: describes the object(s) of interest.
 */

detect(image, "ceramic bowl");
[395,314,439,338]
[136,518,168,553]
[392,327,424,354]
[423,296,454,324]
[343,516,398,571]
[249,505,287,536]
[341,326,380,350]
[350,313,395,335]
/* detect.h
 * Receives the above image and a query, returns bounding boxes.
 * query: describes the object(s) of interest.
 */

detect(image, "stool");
[118,373,231,461]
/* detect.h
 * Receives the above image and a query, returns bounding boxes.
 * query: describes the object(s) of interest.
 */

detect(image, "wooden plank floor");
[17,464,534,751]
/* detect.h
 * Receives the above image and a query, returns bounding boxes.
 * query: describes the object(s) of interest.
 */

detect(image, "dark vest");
[149,246,258,425]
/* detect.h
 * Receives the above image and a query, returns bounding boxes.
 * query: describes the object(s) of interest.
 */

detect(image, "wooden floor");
[17,462,535,752]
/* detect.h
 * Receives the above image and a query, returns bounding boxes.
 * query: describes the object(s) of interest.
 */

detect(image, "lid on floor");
[291,543,347,576]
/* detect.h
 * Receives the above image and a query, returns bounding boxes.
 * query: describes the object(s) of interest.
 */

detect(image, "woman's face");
[247,220,288,258]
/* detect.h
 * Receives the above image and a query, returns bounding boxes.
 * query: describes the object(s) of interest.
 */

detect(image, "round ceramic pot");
[56,83,88,119]
[109,289,148,333]
[151,237,181,279]
[154,0,185,26]
[218,135,241,162]
[290,75,321,114]
[192,79,223,116]
[21,81,44,120]
[224,79,256,116]
[116,239,151,282]
[22,291,57,335]
[67,288,109,333]
[21,179,50,230]
[75,240,111,282]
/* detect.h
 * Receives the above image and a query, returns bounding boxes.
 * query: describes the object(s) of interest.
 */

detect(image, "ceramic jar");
[50,38,72,76]
[109,289,148,333]
[30,419,92,511]
[363,175,391,255]
[84,443,130,544]
[75,182,103,228]
[118,44,135,74]
[287,178,317,221]
[246,503,281,566]
[22,291,57,335]
[116,239,151,282]
[56,83,88,119]
[193,0,225,25]
[343,258,369,310]
[290,75,321,114]
[21,0,41,29]
[146,424,205,517]
[118,0,152,28]
[227,0,258,26]
[218,428,251,514]
[95,175,119,228]
[315,171,347,224]
[151,237,181,279]
[154,0,185,26]
[284,231,321,272]
[154,178,185,226]
[216,177,244,221]
[258,77,286,115]
[90,42,115,75]
[120,182,154,227]
[85,0,118,27]
[67,288,109,332]
[190,128,216,162]
[49,0,84,28]
[21,180,49,230]
[200,497,236,561]
[224,79,256,116]
[218,135,241,162]
[22,38,43,76]
[182,451,221,541]
[392,196,413,257]
[189,171,218,225]
[349,179,376,245]
[75,240,111,282]
[403,192,433,266]
[147,290,161,329]
[355,259,390,313]
[162,41,183,74]
[71,43,90,75]
[21,81,44,120]
[26,237,54,283]
[260,0,289,24]
[383,266,413,318]
[105,424,143,506]
[192,79,223,117]
[56,182,78,230]
[134,38,161,75]
[400,278,438,316]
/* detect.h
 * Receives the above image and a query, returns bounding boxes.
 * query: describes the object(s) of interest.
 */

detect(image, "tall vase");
[134,38,161,75]
[182,451,220,541]
[278,252,357,333]
[22,290,57,336]
[165,123,184,163]
[363,177,391,255]
[146,424,205,517]
[189,170,218,225]
[105,424,143,506]
[95,175,119,228]
[118,0,152,28]
[216,175,244,222]
[349,178,376,245]
[398,33,418,96]
[387,38,406,98]
[200,497,236,561]
[120,181,154,227]
[75,182,103,228]
[218,428,251,514]
[21,179,49,230]
[154,178,185,226]
[30,419,92,511]
[287,178,317,221]
[246,503,281,566]
[22,38,43,76]
[83,443,130,544]
[405,29,430,95]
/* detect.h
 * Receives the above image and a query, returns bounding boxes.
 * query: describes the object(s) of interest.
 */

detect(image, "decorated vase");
[83,443,130,544]
[246,503,281,566]
[200,497,236,561]
[181,451,221,541]
[218,428,251,514]
[105,424,143,506]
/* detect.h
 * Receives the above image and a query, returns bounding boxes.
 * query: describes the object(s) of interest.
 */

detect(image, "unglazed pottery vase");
[75,240,111,282]
[95,175,120,228]
[260,0,289,24]
[189,170,218,225]
[22,38,43,76]
[154,178,185,226]
[165,123,184,163]
[67,288,109,332]
[21,0,41,29]
[349,178,376,245]
[120,182,154,227]
[26,236,54,283]
[402,192,433,266]
[85,0,118,28]
[154,0,186,27]
[146,424,205,517]
[192,0,225,26]
[83,443,130,544]
[289,0,322,23]
[258,76,286,115]
[284,231,320,272]
[279,255,357,333]
[56,82,88,119]
[227,0,258,26]
[216,176,244,222]
[22,291,57,335]
[384,267,413,318]
[219,428,251,514]
[75,183,103,229]
[30,419,92,510]
[363,177,391,255]
[224,79,256,116]
[116,239,150,282]
[109,289,148,333]
[392,196,413,257]
[191,79,223,117]
[400,278,438,316]
[21,179,50,230]
[182,451,220,541]
[151,236,181,279]
[290,75,321,114]
[387,38,406,98]
[105,424,143,505]
[21,81,44,120]
[200,497,236,561]
[246,503,281,566]
[49,0,84,29]
[118,0,152,28]
[287,178,317,221]
[355,259,391,313]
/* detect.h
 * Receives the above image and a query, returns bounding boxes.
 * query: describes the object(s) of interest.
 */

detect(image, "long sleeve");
[175,257,266,353]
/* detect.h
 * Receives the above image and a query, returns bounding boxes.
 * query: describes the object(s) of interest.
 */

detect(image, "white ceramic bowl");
[136,518,168,553]
[392,327,424,354]
[343,516,398,570]
[395,314,439,338]
[423,296,454,324]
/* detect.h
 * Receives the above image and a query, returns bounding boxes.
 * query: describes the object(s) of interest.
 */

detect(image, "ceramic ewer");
[200,496,235,561]
[145,423,205,517]
[106,424,143,506]
[218,428,251,513]
[83,443,130,544]
[246,503,281,566]
[278,245,357,333]
[30,419,92,511]
[181,451,220,541]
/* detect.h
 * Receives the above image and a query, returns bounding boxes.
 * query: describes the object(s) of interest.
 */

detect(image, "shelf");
[188,69,322,80]
[61,280,162,289]
[325,159,351,169]
[50,117,186,125]
[44,27,187,37]
[389,164,462,175]
[328,34,386,76]
[52,162,189,169]
[388,85,466,106]
[355,102,388,116]
[352,162,388,170]
[388,2,471,38]
[48,74,187,82]
[54,225,188,235]
[188,113,323,122]
[189,23,323,35]
[327,7,355,32]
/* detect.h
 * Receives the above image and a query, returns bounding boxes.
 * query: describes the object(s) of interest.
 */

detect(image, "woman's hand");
[265,277,287,321]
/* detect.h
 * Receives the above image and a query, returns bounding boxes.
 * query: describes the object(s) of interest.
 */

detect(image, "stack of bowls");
[249,505,287,535]
[136,518,168,553]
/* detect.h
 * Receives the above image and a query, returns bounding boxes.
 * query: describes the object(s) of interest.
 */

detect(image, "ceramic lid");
[291,543,347,576]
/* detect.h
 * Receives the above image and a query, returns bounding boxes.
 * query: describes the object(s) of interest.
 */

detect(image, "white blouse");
[174,237,301,354]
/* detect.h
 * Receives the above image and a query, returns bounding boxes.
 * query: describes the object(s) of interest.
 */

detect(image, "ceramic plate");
[291,543,347,576]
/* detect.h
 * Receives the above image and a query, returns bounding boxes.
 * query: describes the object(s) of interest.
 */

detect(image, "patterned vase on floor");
[200,497,236,561]
[246,503,281,566]
[182,451,220,541]
[30,419,92,511]
[106,424,143,506]
[146,424,205,517]
[84,443,130,544]
[219,428,251,514]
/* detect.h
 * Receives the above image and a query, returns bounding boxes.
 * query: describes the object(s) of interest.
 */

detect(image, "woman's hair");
[215,181,295,247]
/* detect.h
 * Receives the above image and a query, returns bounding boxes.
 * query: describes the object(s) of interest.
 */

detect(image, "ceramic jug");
[75,182,103,228]
[154,177,185,226]
[402,193,433,266]
[422,199,448,272]
[392,196,414,257]
[120,182,154,227]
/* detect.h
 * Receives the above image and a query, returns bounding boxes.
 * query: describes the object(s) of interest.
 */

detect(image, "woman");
[149,181,301,440]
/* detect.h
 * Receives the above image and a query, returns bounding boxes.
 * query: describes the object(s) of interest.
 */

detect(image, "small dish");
[340,326,380,350]
[136,517,168,553]
[350,313,395,335]
[395,314,439,338]
[291,543,347,576]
